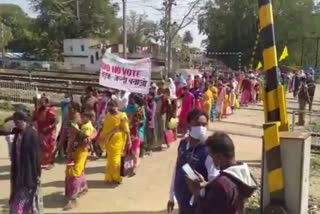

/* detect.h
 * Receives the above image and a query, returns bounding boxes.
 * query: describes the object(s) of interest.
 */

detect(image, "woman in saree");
[250,76,258,104]
[33,95,58,170]
[145,94,157,151]
[9,111,43,214]
[223,86,232,118]
[178,87,194,135]
[153,87,166,150]
[192,86,204,110]
[63,102,86,210]
[210,84,218,121]
[124,94,144,169]
[216,82,226,121]
[202,83,213,119]
[64,111,97,210]
[55,93,73,158]
[99,100,130,184]
[240,76,252,106]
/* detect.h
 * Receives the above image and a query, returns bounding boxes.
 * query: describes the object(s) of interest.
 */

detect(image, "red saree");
[34,107,57,167]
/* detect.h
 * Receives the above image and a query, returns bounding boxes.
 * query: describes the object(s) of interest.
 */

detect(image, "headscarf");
[124,104,139,115]
[168,78,176,97]
[178,75,187,86]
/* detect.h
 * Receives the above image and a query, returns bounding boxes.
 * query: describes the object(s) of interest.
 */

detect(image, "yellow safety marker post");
[258,0,289,213]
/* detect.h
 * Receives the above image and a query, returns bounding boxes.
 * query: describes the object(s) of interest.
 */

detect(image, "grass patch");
[0,102,15,111]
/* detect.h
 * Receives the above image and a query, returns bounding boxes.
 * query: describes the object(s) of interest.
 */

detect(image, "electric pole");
[163,0,174,78]
[123,0,127,59]
[164,0,169,77]
[167,0,173,78]
[76,0,80,21]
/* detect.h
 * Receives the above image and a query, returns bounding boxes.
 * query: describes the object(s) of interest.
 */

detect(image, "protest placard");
[99,52,151,94]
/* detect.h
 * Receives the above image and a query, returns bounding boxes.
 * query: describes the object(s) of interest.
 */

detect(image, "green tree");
[125,11,160,53]
[0,4,35,53]
[198,0,320,69]
[28,0,120,60]
[183,30,193,45]
[0,21,13,50]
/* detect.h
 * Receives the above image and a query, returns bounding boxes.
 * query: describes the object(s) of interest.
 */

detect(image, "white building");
[63,38,105,72]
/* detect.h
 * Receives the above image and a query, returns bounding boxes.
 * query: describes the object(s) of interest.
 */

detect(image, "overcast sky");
[0,0,207,48]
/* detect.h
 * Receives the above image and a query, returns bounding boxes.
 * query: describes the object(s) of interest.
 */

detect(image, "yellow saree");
[101,112,129,183]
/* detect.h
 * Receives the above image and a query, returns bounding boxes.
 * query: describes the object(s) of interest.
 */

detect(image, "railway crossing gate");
[258,0,311,214]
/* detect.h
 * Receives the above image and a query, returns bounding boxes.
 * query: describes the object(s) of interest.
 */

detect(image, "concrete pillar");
[262,132,311,214]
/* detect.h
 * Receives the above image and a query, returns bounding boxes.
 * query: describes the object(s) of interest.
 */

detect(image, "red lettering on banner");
[116,66,121,74]
[102,63,110,72]
[102,63,143,78]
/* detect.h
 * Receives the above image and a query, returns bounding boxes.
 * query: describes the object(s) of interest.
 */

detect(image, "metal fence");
[0,81,36,103]
[0,81,65,104]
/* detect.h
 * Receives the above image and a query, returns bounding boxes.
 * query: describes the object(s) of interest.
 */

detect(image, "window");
[95,51,99,60]
[81,45,85,51]
[70,46,73,52]
[90,55,94,64]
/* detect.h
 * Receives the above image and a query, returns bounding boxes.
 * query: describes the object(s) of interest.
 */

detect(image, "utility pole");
[76,0,80,21]
[123,0,127,59]
[1,23,5,68]
[167,0,173,78]
[163,0,169,78]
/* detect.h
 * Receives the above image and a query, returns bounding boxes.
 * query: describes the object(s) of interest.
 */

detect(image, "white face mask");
[189,126,208,142]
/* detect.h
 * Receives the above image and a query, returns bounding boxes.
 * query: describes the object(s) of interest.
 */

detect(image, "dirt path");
[0,107,262,214]
[0,90,319,213]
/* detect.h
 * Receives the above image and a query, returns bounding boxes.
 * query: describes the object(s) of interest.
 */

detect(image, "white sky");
[0,0,207,48]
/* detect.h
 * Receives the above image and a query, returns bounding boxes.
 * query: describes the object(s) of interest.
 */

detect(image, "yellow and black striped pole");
[258,0,289,212]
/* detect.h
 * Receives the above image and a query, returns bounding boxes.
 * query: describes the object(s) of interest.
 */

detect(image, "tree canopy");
[183,31,193,45]
[198,0,320,69]
[0,1,120,60]
[125,11,160,53]
[0,4,34,52]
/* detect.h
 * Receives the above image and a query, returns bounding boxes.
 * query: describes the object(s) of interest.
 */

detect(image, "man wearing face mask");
[167,109,219,214]
[186,132,257,214]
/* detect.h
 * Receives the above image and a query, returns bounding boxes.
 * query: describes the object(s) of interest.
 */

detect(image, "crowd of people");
[0,67,316,214]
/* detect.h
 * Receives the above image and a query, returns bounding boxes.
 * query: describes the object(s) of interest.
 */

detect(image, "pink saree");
[178,92,194,133]
[34,107,57,167]
[240,79,252,106]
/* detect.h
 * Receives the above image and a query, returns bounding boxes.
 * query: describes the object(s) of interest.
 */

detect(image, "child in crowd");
[64,111,96,210]
[67,111,96,165]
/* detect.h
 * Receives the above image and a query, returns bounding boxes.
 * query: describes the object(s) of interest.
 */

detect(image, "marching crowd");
[1,68,315,214]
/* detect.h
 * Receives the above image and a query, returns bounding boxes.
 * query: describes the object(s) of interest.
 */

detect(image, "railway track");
[4,68,100,76]
[0,72,98,83]
[0,75,99,87]
[0,82,85,95]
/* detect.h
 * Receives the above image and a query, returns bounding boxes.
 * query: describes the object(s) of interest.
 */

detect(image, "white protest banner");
[99,52,151,94]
